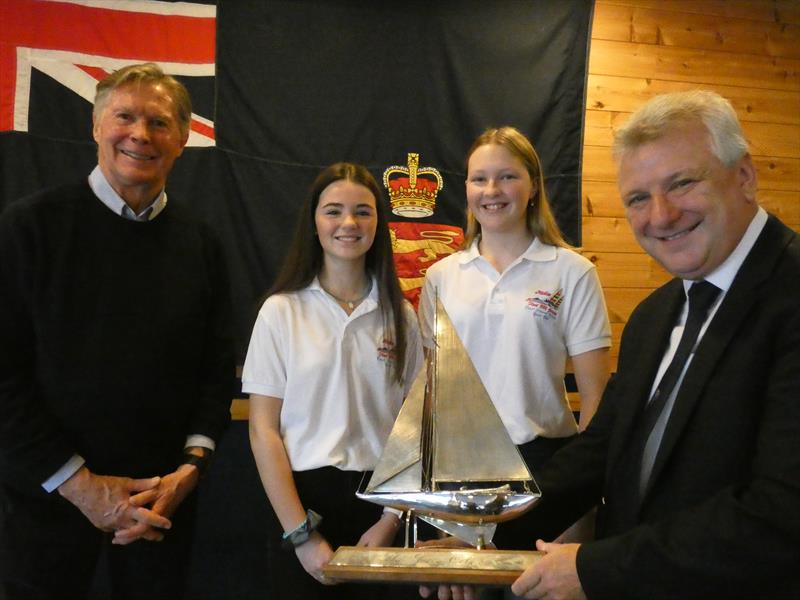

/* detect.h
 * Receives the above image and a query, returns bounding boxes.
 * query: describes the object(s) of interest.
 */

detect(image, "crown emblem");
[383,153,443,218]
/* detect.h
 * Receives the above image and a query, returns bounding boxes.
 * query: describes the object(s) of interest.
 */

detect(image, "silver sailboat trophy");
[324,297,544,585]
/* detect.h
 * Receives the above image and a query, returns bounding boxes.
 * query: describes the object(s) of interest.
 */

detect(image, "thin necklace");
[321,278,372,310]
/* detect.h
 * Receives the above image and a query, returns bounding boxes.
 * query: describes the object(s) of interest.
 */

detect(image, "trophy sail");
[358,297,540,537]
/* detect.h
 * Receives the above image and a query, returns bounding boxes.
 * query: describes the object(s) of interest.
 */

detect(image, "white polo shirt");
[242,277,423,472]
[419,238,611,443]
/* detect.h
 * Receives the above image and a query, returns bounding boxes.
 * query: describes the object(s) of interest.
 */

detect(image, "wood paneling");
[594,1,800,24]
[603,287,656,322]
[231,399,249,420]
[582,251,672,288]
[584,109,800,158]
[582,0,800,387]
[589,39,799,91]
[593,2,800,56]
[586,75,800,125]
[582,216,641,253]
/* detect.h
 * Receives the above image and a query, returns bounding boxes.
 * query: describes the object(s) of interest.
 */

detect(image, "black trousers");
[265,466,417,600]
[0,482,196,600]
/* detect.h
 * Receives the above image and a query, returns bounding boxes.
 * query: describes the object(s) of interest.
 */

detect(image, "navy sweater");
[0,181,234,492]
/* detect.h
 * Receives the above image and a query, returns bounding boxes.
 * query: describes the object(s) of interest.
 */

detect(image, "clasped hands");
[57,463,200,545]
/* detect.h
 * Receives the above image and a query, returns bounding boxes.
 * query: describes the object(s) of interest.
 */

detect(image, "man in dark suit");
[0,63,234,599]
[503,91,800,599]
[423,91,799,600]
[425,91,800,600]
[426,89,800,600]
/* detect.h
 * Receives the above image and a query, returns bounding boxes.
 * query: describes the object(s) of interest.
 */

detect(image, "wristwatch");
[281,509,323,549]
[181,446,213,477]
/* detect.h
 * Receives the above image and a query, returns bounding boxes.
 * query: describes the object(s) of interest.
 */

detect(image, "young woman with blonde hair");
[419,127,611,552]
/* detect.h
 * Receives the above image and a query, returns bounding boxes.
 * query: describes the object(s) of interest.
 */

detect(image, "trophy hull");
[356,488,540,524]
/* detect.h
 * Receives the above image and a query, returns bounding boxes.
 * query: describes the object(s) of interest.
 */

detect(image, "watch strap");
[281,509,322,549]
[181,446,212,477]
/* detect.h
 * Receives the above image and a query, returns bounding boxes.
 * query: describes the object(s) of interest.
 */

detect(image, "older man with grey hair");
[0,63,234,600]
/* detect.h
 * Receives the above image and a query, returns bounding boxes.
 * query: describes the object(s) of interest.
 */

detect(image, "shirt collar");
[88,165,168,222]
[682,206,768,295]
[458,236,557,265]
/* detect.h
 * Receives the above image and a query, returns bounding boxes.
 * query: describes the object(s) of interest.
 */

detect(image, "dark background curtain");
[1,3,592,596]
[1,0,592,360]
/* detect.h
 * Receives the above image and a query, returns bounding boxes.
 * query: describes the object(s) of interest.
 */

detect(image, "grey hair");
[613,90,749,167]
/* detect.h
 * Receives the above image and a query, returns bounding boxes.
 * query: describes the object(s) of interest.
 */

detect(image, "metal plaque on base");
[324,546,543,585]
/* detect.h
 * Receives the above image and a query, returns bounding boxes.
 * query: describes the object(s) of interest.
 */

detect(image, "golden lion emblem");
[390,228,461,263]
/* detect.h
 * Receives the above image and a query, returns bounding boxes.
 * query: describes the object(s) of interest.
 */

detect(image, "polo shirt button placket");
[489,285,505,314]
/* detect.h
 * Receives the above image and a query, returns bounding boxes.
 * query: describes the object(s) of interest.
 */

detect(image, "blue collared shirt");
[88,165,168,221]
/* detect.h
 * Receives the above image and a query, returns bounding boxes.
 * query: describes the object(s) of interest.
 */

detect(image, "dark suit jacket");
[528,215,800,599]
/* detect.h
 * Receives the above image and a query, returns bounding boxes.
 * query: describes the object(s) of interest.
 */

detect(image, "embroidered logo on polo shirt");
[377,339,397,363]
[526,288,564,321]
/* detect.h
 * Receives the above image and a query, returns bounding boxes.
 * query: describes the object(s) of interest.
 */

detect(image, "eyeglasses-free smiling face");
[466,143,536,237]
[93,82,188,210]
[314,180,378,266]
[618,124,757,281]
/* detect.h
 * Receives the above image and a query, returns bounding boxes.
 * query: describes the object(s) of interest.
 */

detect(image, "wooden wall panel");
[582,0,800,386]
[760,190,800,227]
[593,2,800,56]
[584,110,800,158]
[586,75,800,125]
[588,39,799,91]
[585,251,672,288]
[593,0,799,23]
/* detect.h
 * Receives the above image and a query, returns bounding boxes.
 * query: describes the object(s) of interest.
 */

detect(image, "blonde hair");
[94,63,192,138]
[613,90,748,167]
[463,126,570,249]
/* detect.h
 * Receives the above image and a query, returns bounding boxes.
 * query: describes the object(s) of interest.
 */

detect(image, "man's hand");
[57,466,171,537]
[113,463,200,545]
[419,582,475,600]
[416,537,477,600]
[511,540,586,600]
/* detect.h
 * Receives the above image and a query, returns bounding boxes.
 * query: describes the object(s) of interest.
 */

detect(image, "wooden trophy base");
[323,546,543,585]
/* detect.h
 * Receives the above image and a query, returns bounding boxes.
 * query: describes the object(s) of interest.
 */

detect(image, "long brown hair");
[463,126,571,249]
[269,162,408,383]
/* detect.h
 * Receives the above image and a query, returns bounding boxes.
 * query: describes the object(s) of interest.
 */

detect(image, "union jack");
[0,0,216,146]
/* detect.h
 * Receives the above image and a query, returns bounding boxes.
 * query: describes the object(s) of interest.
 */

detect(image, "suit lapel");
[644,216,793,497]
[607,280,684,473]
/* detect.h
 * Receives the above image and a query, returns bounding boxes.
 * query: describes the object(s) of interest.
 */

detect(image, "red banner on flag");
[389,221,464,309]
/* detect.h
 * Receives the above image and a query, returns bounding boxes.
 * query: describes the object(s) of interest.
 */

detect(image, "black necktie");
[629,280,722,498]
